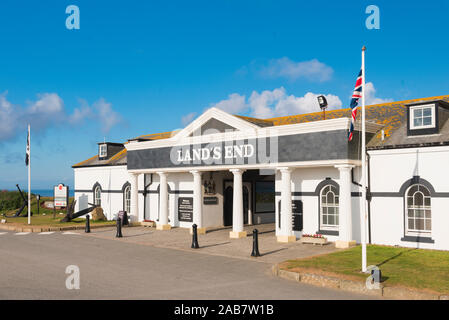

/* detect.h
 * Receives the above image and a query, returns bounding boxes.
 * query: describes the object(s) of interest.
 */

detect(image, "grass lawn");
[282,245,449,295]
[1,195,115,227]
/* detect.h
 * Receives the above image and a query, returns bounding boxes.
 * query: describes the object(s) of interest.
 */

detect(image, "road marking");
[62,231,80,235]
[39,232,55,235]
[15,232,31,235]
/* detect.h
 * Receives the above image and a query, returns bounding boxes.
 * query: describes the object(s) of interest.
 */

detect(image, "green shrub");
[0,191,28,211]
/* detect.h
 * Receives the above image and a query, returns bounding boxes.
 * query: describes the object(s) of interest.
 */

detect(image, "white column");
[277,167,296,243]
[335,164,356,248]
[157,171,171,230]
[230,169,246,238]
[190,170,205,234]
[130,173,139,223]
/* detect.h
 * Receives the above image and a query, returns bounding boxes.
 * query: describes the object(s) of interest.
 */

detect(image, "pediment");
[173,107,260,140]
[188,118,236,137]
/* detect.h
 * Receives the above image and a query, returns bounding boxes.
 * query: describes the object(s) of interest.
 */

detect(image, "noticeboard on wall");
[278,199,303,231]
[204,196,218,205]
[178,197,193,222]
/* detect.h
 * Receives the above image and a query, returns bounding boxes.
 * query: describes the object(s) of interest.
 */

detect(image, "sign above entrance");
[176,144,255,163]
[127,130,359,170]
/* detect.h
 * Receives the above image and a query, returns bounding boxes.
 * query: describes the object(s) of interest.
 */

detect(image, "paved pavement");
[0,227,374,300]
[83,223,339,264]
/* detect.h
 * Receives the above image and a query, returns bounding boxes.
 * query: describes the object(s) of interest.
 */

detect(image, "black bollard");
[85,215,91,233]
[116,217,123,238]
[251,229,261,257]
[191,223,199,249]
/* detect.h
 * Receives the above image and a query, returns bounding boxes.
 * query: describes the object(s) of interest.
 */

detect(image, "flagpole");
[28,124,31,225]
[361,46,367,272]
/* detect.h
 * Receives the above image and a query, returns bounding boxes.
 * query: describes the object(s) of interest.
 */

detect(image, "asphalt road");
[0,231,372,300]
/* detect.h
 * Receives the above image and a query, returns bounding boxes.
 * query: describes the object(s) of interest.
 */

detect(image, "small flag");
[348,69,363,141]
[25,126,30,166]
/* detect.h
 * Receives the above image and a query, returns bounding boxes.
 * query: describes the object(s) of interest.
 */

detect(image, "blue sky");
[1,0,448,189]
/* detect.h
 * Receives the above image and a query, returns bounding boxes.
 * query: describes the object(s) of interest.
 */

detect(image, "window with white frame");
[124,185,131,214]
[320,185,339,230]
[99,144,107,157]
[410,104,435,130]
[94,186,101,207]
[406,184,431,235]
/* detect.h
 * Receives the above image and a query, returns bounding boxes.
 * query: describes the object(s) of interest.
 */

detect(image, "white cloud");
[248,88,285,118]
[209,93,247,114]
[364,82,393,105]
[93,98,122,133]
[0,92,18,141]
[181,112,197,126]
[249,87,342,118]
[259,57,334,82]
[28,93,63,114]
[198,87,342,120]
[0,92,122,142]
[69,99,93,124]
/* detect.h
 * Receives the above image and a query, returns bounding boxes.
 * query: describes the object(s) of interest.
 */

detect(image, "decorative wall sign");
[203,196,218,205]
[178,197,193,222]
[203,174,216,195]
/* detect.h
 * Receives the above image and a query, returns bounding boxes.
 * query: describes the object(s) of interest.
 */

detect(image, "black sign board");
[178,197,193,222]
[292,200,303,214]
[278,200,303,231]
[204,196,218,205]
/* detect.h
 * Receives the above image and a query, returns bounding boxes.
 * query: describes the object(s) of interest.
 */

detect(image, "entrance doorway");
[223,181,251,227]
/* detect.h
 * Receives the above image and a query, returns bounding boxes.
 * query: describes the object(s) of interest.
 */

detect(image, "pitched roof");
[72,132,173,168]
[265,95,449,147]
[73,94,449,168]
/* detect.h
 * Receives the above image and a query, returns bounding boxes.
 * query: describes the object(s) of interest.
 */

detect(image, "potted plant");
[300,233,328,245]
[141,219,155,227]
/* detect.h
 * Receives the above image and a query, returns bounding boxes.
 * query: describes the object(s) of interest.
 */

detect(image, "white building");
[73,95,449,250]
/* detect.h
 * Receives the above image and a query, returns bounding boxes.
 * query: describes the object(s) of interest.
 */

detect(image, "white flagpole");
[361,46,367,272]
[28,124,31,225]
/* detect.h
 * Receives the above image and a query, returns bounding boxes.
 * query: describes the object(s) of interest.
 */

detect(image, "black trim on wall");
[121,181,131,212]
[76,188,192,194]
[314,178,340,195]
[92,182,102,192]
[121,181,131,192]
[317,229,339,236]
[316,178,340,235]
[399,176,438,244]
[401,236,435,244]
[369,176,449,198]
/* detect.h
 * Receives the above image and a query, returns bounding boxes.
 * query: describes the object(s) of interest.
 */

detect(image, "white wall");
[369,146,449,250]
[145,171,226,229]
[74,165,144,221]
[277,166,363,242]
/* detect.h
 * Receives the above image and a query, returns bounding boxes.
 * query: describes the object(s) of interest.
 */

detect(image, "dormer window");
[99,144,107,158]
[410,104,435,130]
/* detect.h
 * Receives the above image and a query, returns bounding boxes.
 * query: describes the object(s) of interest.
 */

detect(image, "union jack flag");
[348,69,363,141]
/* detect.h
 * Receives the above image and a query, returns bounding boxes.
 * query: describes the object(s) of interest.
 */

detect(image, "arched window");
[94,186,101,207]
[320,185,339,230]
[124,185,131,214]
[406,184,431,234]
